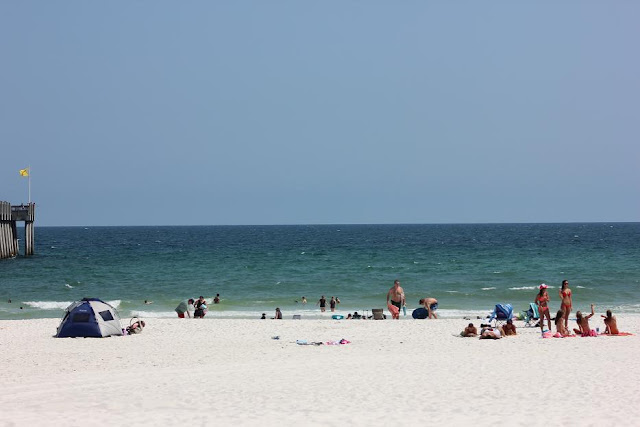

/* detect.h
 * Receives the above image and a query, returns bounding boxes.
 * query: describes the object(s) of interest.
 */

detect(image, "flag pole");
[28,165,31,203]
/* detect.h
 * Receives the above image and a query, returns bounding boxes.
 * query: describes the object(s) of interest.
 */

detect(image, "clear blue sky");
[2,2,638,226]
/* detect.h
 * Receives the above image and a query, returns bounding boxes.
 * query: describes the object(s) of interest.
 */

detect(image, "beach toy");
[332,314,344,320]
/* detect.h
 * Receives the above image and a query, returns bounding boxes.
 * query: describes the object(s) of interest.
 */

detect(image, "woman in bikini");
[559,279,572,329]
[534,284,552,332]
[554,309,573,336]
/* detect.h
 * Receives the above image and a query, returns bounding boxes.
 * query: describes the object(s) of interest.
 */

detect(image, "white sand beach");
[1,316,639,426]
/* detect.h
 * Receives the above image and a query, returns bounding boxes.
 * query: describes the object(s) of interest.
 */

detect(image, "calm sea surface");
[1,223,638,320]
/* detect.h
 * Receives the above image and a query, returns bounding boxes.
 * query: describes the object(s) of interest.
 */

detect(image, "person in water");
[558,279,572,329]
[535,284,552,332]
[330,296,337,312]
[317,295,327,312]
[213,294,220,304]
[573,304,596,336]
[602,310,619,335]
[386,280,405,320]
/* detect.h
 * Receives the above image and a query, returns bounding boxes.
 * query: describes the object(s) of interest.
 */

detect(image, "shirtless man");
[386,280,405,320]
[419,297,438,319]
[461,323,477,337]
[573,304,596,336]
[602,310,619,335]
[502,319,517,336]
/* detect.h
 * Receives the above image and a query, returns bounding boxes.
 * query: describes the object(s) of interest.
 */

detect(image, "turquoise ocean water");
[1,223,638,320]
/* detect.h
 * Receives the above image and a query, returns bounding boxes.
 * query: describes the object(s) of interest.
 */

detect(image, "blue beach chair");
[488,303,513,327]
[522,303,539,327]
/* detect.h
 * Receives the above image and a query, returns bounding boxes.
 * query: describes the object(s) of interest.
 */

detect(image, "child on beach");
[602,310,619,335]
[573,304,596,336]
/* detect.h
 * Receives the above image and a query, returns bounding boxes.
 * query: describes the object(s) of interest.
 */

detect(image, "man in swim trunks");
[419,297,438,319]
[317,295,327,312]
[386,280,405,320]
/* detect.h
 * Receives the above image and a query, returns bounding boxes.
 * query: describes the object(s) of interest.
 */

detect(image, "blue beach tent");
[56,298,123,338]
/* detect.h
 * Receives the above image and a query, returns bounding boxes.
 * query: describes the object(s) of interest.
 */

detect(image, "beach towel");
[603,332,633,336]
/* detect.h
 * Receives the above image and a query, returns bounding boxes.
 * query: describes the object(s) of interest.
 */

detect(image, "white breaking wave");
[509,286,537,290]
[481,287,497,291]
[23,299,121,310]
[64,284,74,289]
[24,301,72,310]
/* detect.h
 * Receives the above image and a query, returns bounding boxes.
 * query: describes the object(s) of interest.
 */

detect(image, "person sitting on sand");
[419,297,438,319]
[461,323,477,337]
[260,313,266,319]
[602,310,619,335]
[479,326,503,339]
[573,304,596,336]
[273,308,282,320]
[503,319,517,336]
[554,309,573,336]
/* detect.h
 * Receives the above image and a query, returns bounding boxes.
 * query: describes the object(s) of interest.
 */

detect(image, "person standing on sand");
[317,295,327,312]
[535,284,552,332]
[175,298,195,318]
[386,280,405,320]
[559,279,572,329]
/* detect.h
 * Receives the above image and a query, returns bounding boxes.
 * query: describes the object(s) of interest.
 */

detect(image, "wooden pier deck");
[0,201,35,259]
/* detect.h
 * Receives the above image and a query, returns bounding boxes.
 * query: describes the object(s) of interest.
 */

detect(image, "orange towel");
[387,303,399,318]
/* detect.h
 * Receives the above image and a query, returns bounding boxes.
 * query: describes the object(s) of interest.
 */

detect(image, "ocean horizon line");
[19,220,640,228]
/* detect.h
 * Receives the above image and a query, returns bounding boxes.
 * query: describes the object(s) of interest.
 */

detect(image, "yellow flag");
[19,168,29,177]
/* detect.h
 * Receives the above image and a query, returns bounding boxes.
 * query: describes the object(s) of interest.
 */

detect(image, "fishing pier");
[0,201,35,259]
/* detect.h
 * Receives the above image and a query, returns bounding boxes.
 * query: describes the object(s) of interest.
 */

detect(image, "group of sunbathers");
[461,318,517,339]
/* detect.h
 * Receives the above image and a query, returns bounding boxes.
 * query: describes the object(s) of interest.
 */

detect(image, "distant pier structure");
[0,201,35,259]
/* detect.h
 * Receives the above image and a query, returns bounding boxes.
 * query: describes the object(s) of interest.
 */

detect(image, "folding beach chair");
[488,303,513,327]
[372,309,385,320]
[522,303,539,327]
